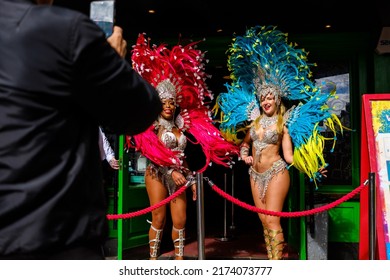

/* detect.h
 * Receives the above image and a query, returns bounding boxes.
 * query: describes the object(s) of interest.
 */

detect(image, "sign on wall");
[360,94,390,260]
[376,27,390,55]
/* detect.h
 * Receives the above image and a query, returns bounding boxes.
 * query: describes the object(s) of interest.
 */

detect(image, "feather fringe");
[126,126,183,169]
[130,34,239,172]
[215,25,348,187]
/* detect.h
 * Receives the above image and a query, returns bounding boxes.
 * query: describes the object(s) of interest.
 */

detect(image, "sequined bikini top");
[250,126,279,144]
[250,125,280,162]
[161,130,187,151]
[157,117,187,152]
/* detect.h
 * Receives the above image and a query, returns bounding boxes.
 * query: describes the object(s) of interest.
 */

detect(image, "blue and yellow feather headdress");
[214,25,344,186]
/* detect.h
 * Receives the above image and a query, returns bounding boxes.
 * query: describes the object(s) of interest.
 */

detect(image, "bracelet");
[167,168,175,177]
[186,174,196,186]
[240,146,249,158]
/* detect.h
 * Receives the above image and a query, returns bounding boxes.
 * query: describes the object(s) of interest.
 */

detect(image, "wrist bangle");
[240,146,249,158]
[167,168,175,177]
[186,175,196,186]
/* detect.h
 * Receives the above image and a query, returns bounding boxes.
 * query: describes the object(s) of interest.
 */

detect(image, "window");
[314,63,352,186]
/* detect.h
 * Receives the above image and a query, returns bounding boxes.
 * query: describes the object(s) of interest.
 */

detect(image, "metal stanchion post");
[216,172,232,241]
[196,173,205,260]
[369,172,376,260]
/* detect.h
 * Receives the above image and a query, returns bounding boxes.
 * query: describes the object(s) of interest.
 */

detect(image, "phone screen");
[90,1,115,38]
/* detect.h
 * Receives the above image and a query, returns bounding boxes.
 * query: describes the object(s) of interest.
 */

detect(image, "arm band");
[186,174,196,186]
[167,168,175,177]
[240,146,249,158]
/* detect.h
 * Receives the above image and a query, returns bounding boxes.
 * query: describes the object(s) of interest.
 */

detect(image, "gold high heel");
[267,228,285,260]
[263,226,272,259]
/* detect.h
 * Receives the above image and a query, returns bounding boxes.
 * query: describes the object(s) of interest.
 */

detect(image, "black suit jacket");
[0,0,161,257]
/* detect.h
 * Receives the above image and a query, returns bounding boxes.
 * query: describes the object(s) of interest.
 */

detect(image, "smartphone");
[90,0,115,38]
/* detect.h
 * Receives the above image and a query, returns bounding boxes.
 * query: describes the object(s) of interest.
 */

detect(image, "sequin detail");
[147,163,176,195]
[147,117,189,195]
[259,115,277,129]
[157,116,187,152]
[249,158,287,201]
[250,126,279,162]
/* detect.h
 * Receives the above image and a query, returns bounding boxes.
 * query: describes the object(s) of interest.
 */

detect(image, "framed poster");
[360,94,390,260]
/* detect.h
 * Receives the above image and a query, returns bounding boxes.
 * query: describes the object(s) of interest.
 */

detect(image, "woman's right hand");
[243,155,254,166]
[107,26,127,58]
[171,170,187,187]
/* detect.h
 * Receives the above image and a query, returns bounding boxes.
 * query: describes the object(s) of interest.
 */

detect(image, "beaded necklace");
[259,115,277,129]
[157,116,175,132]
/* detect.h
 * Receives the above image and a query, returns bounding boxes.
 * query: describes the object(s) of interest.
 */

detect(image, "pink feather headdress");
[127,33,239,173]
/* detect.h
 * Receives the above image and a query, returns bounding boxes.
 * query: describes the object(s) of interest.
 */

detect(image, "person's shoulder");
[35,5,89,25]
[32,5,103,45]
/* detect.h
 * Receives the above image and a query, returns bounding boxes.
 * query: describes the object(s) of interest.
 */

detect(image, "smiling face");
[160,98,176,120]
[260,92,279,116]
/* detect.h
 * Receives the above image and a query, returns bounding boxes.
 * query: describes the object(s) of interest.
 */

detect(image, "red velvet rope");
[106,184,189,220]
[210,181,367,217]
[106,178,367,220]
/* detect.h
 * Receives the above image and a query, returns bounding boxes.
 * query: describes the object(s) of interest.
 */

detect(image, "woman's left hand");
[191,184,197,201]
[319,167,328,178]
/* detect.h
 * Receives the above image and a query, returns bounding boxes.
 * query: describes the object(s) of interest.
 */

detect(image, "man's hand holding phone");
[107,26,127,58]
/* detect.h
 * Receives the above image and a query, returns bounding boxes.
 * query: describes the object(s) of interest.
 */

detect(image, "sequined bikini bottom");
[249,158,287,201]
[148,163,178,195]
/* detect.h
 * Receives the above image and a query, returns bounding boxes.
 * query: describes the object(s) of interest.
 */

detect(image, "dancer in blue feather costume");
[214,25,344,260]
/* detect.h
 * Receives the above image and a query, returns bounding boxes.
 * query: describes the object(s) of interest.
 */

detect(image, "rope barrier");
[204,177,367,218]
[106,183,189,220]
[107,176,368,220]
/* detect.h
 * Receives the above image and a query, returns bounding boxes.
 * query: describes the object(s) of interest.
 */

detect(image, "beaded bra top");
[157,117,187,153]
[161,130,186,152]
[250,126,280,162]
[250,126,279,144]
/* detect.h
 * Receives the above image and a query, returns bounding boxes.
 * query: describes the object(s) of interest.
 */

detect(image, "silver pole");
[216,172,231,241]
[223,172,228,238]
[230,169,236,235]
[196,173,205,260]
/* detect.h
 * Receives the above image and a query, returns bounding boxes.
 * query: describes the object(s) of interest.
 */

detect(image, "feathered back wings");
[215,25,345,186]
[228,26,317,102]
[128,34,239,173]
